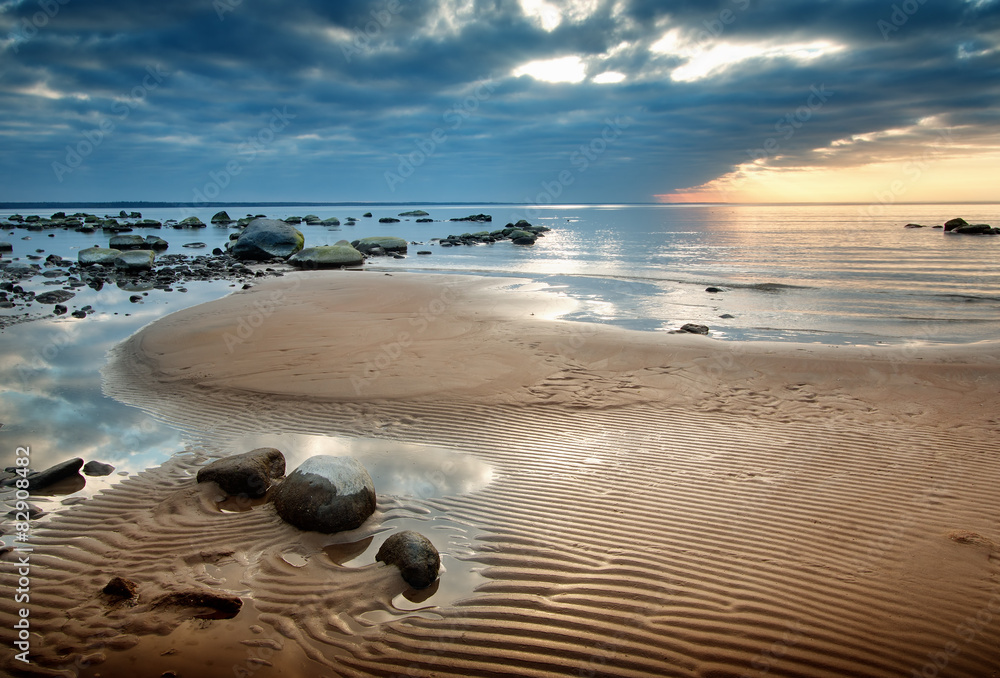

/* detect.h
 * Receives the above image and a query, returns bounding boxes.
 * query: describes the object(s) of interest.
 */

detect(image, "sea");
[1,201,998,523]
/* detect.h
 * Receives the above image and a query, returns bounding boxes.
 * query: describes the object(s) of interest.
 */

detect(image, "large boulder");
[78,247,121,266]
[144,235,169,251]
[211,210,232,223]
[232,219,305,260]
[943,217,969,232]
[354,236,407,254]
[114,250,155,271]
[177,216,206,228]
[109,234,147,250]
[376,530,440,589]
[197,447,285,498]
[0,457,84,491]
[287,245,364,269]
[273,455,376,533]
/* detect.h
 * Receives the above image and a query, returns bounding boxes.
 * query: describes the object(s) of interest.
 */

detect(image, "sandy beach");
[3,271,999,677]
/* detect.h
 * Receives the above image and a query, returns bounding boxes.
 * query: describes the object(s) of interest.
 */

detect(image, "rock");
[943,217,969,232]
[183,242,207,248]
[303,214,321,224]
[355,236,407,254]
[398,210,429,217]
[83,460,115,476]
[232,219,305,260]
[953,224,995,235]
[114,250,156,271]
[178,217,206,228]
[144,236,169,250]
[152,590,242,619]
[35,290,75,304]
[719,313,736,319]
[4,457,84,491]
[79,247,122,266]
[136,219,162,228]
[678,323,710,335]
[379,217,401,223]
[287,245,364,269]
[0,242,12,252]
[197,447,285,498]
[211,211,232,223]
[376,531,440,589]
[2,263,37,277]
[904,223,925,228]
[320,218,341,226]
[450,214,492,222]
[71,309,87,319]
[363,212,373,217]
[129,295,143,303]
[416,218,433,223]
[417,250,432,255]
[54,304,68,315]
[103,576,138,599]
[284,216,302,224]
[705,287,724,293]
[109,234,147,250]
[273,455,376,534]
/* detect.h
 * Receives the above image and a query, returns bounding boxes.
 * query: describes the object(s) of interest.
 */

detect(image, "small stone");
[678,323,710,335]
[83,460,115,476]
[705,287,724,293]
[103,576,138,599]
[376,531,441,589]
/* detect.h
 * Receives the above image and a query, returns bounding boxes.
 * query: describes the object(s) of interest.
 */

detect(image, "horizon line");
[2,200,998,209]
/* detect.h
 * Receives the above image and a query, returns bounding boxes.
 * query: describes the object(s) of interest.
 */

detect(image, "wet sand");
[2,271,999,677]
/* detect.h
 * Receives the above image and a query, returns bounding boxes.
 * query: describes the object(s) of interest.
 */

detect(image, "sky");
[0,0,998,205]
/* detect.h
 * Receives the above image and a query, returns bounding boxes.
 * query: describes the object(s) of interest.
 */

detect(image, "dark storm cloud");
[0,0,997,201]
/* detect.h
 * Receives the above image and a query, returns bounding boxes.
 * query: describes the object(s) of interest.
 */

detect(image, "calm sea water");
[1,202,998,518]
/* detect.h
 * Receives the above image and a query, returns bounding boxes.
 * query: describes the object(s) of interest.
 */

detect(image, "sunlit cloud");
[593,71,626,84]
[512,55,587,83]
[519,0,603,31]
[651,29,845,82]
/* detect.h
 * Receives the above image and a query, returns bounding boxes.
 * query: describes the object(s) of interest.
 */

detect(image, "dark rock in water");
[71,309,87,319]
[54,304,68,315]
[944,217,969,232]
[416,218,433,223]
[109,234,147,250]
[79,247,121,266]
[379,217,401,223]
[211,210,232,223]
[197,447,285,498]
[1,457,85,491]
[114,250,156,271]
[376,530,441,589]
[212,247,223,255]
[705,287,724,293]
[152,590,242,619]
[103,576,138,599]
[678,323,710,335]
[320,217,341,226]
[35,290,75,304]
[450,213,492,222]
[904,223,925,229]
[0,242,12,252]
[511,236,536,245]
[178,217,206,228]
[287,245,364,269]
[3,263,39,278]
[83,460,115,476]
[273,455,376,533]
[932,225,943,229]
[398,210,429,217]
[417,250,432,255]
[144,236,169,250]
[719,313,736,319]
[129,295,143,303]
[183,242,207,248]
[953,224,995,235]
[355,236,407,254]
[363,212,372,217]
[232,219,305,260]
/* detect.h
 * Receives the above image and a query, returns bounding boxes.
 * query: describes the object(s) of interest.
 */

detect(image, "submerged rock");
[232,218,305,260]
[35,290,75,305]
[376,530,441,589]
[273,455,376,533]
[287,245,364,269]
[196,447,285,499]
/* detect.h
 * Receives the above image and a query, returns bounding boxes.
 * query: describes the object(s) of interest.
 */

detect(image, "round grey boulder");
[273,455,376,533]
[287,245,364,269]
[197,447,286,498]
[355,236,408,254]
[232,218,305,260]
[109,234,147,250]
[376,531,440,589]
[114,249,155,271]
[79,247,121,266]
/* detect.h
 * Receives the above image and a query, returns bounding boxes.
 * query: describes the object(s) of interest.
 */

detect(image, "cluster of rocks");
[435,219,550,247]
[196,448,440,590]
[1,456,115,494]
[905,217,998,235]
